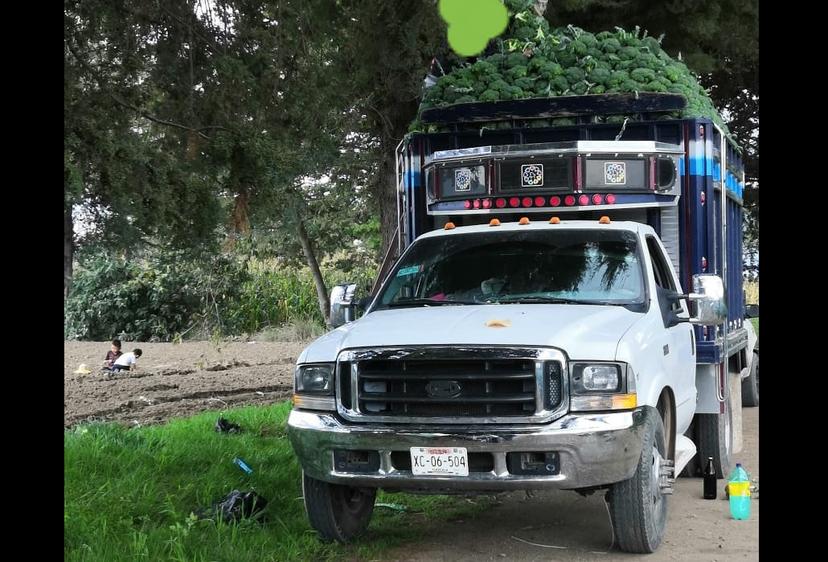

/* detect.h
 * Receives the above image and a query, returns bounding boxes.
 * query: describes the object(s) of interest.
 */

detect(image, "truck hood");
[299,304,643,363]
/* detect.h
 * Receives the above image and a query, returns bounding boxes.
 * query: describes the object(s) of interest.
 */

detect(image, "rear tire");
[302,471,377,542]
[696,397,733,479]
[608,409,670,553]
[741,352,759,407]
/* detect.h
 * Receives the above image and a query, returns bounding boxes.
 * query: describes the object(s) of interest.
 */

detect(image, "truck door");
[645,236,696,430]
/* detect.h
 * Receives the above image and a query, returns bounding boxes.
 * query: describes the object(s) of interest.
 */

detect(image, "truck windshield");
[375,229,645,309]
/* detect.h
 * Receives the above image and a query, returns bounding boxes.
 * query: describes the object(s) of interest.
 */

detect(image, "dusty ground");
[64,340,311,427]
[384,407,759,561]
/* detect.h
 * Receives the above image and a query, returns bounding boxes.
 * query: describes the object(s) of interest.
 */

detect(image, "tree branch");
[66,42,229,139]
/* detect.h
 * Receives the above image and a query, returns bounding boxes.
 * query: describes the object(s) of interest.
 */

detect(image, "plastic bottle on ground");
[728,463,750,520]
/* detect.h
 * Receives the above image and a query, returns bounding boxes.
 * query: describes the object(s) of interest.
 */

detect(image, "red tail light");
[495,198,507,208]
[509,197,520,208]
[482,198,492,209]
[463,200,472,209]
[534,196,545,207]
[564,195,576,206]
[522,197,533,207]
[578,194,589,206]
[605,193,617,204]
[549,196,561,207]
[473,199,481,209]
[592,194,603,205]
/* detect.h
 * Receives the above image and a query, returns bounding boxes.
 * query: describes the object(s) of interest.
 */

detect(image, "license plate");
[410,447,468,476]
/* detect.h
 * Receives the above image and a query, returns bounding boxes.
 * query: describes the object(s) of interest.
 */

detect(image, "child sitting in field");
[111,348,142,373]
[103,339,122,370]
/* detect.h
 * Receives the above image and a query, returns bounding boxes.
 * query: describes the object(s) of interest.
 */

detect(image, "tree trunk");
[378,146,399,259]
[64,203,74,298]
[224,145,252,250]
[224,184,251,250]
[296,217,330,323]
[230,186,251,235]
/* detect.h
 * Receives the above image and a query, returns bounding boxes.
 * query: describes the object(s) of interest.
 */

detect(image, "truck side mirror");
[329,283,358,328]
[687,274,727,326]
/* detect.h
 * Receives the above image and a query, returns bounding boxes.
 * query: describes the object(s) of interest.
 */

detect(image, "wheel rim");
[755,357,759,396]
[340,487,369,516]
[650,445,666,519]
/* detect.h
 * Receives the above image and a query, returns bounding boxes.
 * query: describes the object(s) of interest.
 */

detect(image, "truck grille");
[337,347,567,424]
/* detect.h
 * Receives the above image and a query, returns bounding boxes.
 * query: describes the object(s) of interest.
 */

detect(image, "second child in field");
[111,348,143,373]
[103,339,122,370]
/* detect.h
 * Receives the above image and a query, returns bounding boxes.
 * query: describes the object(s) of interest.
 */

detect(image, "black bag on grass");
[198,490,267,523]
[215,417,242,434]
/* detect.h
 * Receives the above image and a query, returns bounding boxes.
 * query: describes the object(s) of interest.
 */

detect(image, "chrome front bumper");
[287,407,649,492]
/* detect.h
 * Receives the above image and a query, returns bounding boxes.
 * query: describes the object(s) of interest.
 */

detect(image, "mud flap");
[674,434,697,476]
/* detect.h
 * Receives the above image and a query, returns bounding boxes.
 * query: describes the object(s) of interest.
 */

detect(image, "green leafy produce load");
[415,0,727,134]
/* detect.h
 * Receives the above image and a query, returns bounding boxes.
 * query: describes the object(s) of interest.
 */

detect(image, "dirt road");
[385,407,759,561]
[64,340,310,427]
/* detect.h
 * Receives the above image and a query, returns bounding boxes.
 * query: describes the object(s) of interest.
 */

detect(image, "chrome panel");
[287,407,652,490]
[335,346,569,425]
[428,141,683,165]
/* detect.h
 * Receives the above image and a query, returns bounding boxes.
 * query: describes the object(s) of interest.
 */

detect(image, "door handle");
[663,344,670,356]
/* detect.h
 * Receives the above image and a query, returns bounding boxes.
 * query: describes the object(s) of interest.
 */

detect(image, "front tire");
[302,471,377,542]
[608,409,670,553]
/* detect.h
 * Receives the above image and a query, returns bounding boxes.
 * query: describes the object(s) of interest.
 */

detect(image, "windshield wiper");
[385,298,483,308]
[495,296,623,306]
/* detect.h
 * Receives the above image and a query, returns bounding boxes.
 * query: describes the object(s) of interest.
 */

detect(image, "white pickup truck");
[288,216,749,553]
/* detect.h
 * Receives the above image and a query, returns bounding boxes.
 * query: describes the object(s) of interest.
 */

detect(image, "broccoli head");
[630,68,657,83]
[644,80,667,92]
[601,38,622,53]
[641,36,661,54]
[507,65,529,79]
[514,76,537,90]
[479,89,500,102]
[588,67,612,85]
[619,46,640,60]
[506,52,528,68]
[564,66,585,83]
[571,39,589,56]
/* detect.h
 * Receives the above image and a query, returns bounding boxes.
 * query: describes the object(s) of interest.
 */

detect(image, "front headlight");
[295,363,335,394]
[582,365,620,391]
[293,363,336,412]
[570,362,636,411]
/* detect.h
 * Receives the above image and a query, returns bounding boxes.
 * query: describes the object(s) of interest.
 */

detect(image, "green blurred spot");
[438,0,467,22]
[439,0,508,57]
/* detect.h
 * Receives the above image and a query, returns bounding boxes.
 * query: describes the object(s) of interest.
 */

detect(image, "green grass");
[750,317,758,337]
[65,402,492,561]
